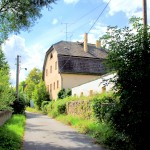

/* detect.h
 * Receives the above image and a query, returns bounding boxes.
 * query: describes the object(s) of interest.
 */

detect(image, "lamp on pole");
[16,55,27,101]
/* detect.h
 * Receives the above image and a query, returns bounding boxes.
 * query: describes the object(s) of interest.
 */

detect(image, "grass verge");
[26,106,43,114]
[56,114,111,147]
[0,114,26,150]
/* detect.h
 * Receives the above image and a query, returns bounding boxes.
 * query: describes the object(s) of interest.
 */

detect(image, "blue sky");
[2,0,150,86]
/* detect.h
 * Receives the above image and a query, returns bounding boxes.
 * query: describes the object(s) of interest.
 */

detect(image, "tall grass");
[0,114,26,150]
[26,106,43,114]
[56,114,111,147]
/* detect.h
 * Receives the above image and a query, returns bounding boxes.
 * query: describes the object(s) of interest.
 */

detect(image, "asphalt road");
[22,111,106,150]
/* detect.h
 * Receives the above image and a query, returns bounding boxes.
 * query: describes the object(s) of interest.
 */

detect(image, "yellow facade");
[44,49,61,100]
[61,74,100,89]
[44,48,101,100]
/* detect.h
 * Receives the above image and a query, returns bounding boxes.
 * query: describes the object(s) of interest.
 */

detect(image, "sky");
[2,0,150,87]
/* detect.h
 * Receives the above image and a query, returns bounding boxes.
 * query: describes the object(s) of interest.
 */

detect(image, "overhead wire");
[87,0,112,34]
[59,1,112,71]
[60,2,105,39]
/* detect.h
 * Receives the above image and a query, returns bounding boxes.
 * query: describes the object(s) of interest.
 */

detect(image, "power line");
[71,3,104,25]
[59,3,104,39]
[87,0,112,34]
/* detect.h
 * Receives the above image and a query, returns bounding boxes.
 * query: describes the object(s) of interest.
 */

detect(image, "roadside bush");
[47,97,73,118]
[57,88,71,99]
[11,94,26,114]
[41,101,49,114]
[92,92,116,122]
[47,100,66,118]
[32,80,50,110]
[57,103,66,114]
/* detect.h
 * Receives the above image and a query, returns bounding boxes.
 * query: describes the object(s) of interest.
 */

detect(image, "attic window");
[50,53,53,59]
[64,47,70,50]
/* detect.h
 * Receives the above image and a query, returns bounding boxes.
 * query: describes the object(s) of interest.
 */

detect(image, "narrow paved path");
[23,111,106,150]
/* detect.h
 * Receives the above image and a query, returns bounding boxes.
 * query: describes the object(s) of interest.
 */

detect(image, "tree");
[0,48,15,110]
[0,0,56,44]
[32,80,50,110]
[101,17,150,150]
[24,67,42,100]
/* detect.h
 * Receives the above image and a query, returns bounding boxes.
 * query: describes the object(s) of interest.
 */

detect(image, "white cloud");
[103,0,150,23]
[2,35,47,86]
[64,0,80,4]
[52,18,58,25]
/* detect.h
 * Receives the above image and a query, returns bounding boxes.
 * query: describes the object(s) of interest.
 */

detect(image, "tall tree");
[101,17,150,150]
[0,47,15,110]
[32,80,49,110]
[0,0,57,44]
[24,67,42,99]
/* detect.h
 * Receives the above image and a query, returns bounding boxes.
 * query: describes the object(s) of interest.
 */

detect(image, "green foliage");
[57,88,72,99]
[0,48,15,111]
[11,94,26,114]
[45,92,117,147]
[24,68,42,99]
[26,106,43,114]
[46,95,77,118]
[32,80,50,110]
[41,101,50,114]
[0,114,25,150]
[101,17,150,150]
[0,0,56,44]
[92,93,116,122]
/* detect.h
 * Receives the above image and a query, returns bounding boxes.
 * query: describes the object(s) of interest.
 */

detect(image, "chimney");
[96,40,101,48]
[84,33,88,52]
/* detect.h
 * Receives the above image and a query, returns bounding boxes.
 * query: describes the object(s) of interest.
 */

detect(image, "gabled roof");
[42,41,108,80]
[52,41,107,58]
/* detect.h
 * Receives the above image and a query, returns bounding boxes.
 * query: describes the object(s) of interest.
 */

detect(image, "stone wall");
[66,100,92,119]
[0,110,12,126]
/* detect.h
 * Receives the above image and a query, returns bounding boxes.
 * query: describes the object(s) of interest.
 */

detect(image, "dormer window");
[50,53,53,59]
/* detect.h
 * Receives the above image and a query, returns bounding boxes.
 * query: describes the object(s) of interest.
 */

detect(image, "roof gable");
[42,41,108,79]
[53,41,107,58]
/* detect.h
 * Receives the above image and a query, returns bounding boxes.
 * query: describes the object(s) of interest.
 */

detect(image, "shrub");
[57,88,71,99]
[11,94,26,114]
[41,101,50,114]
[57,103,66,114]
[32,80,50,110]
[92,93,116,122]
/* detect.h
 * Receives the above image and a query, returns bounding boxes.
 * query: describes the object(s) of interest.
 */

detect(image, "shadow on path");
[23,111,106,150]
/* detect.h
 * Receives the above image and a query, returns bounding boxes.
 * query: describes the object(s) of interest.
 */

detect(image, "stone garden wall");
[66,100,92,119]
[0,110,12,126]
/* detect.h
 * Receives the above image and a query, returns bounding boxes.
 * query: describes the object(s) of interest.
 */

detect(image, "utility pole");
[143,0,147,26]
[16,55,20,101]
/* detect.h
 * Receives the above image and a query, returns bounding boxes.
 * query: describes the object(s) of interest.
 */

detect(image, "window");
[57,80,59,88]
[47,85,49,92]
[50,53,53,59]
[55,61,57,70]
[50,66,52,73]
[102,86,106,93]
[80,92,83,97]
[50,84,52,93]
[54,82,55,90]
[89,90,93,96]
